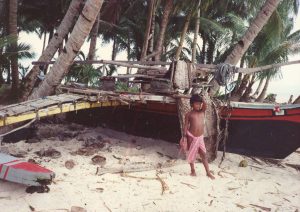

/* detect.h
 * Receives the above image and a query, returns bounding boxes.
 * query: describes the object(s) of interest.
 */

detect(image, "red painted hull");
[219,102,300,158]
[0,153,55,186]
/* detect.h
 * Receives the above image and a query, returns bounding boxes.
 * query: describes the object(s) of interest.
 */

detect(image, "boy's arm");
[183,112,189,137]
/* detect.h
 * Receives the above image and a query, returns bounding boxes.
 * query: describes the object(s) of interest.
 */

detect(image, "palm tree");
[21,0,84,100]
[8,0,18,95]
[209,0,281,95]
[29,0,104,99]
[154,0,173,61]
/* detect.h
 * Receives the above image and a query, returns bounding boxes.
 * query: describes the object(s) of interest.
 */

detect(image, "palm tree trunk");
[254,78,264,96]
[29,0,104,100]
[200,34,206,63]
[141,0,155,61]
[21,0,84,100]
[191,0,201,63]
[42,31,47,53]
[226,0,281,65]
[175,11,192,60]
[230,74,250,101]
[87,13,100,60]
[154,0,173,61]
[209,0,280,96]
[256,74,271,102]
[240,74,255,102]
[148,2,156,58]
[112,36,117,61]
[8,0,18,95]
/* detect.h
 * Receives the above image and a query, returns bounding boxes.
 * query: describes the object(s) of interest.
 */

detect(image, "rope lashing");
[214,63,239,87]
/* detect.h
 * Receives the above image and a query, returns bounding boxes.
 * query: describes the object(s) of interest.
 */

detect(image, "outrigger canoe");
[0,153,55,186]
[219,102,300,159]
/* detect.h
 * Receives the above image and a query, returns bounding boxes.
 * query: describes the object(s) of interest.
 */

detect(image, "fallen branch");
[250,204,271,211]
[120,172,161,180]
[156,173,169,195]
[285,163,300,171]
[103,201,112,212]
[180,182,197,189]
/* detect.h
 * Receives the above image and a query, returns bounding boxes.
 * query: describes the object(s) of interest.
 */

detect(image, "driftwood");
[250,204,271,211]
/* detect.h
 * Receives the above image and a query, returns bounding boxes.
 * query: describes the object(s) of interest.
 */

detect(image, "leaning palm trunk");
[209,0,281,96]
[240,74,255,102]
[9,0,18,94]
[21,0,84,100]
[29,0,103,99]
[154,0,173,61]
[256,74,271,102]
[230,74,250,101]
[253,78,264,96]
[175,12,192,60]
[87,13,100,60]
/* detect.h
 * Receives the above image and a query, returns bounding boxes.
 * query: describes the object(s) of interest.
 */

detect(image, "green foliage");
[66,64,102,87]
[115,81,139,93]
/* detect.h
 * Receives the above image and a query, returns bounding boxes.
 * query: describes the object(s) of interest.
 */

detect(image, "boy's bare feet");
[190,170,197,176]
[207,172,215,179]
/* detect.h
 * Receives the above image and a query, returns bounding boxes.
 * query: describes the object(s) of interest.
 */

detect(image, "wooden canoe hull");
[219,102,300,158]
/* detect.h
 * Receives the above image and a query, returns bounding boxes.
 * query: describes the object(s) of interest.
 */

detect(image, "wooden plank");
[0,100,123,127]
[0,94,85,116]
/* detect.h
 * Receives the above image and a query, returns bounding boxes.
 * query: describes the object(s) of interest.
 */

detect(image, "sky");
[20,12,300,103]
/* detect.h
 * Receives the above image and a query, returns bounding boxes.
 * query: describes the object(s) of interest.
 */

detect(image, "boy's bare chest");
[189,112,204,124]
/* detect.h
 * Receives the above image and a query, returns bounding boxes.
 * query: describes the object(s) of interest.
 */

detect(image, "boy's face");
[192,102,203,111]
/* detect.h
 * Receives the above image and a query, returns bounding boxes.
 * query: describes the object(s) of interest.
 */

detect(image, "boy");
[181,94,215,179]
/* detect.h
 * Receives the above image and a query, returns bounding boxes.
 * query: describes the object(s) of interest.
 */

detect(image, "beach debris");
[284,163,300,171]
[71,146,100,156]
[136,145,142,150]
[235,203,246,209]
[91,155,106,166]
[156,152,164,157]
[103,201,112,212]
[180,182,197,189]
[70,206,87,212]
[121,172,160,180]
[228,187,240,191]
[0,196,11,200]
[26,138,40,143]
[35,148,61,159]
[112,155,122,160]
[209,200,213,206]
[96,187,104,192]
[250,204,271,211]
[239,159,248,167]
[28,158,38,164]
[65,160,76,169]
[10,150,27,158]
[29,205,35,211]
[156,173,169,195]
[259,158,284,167]
[26,185,50,194]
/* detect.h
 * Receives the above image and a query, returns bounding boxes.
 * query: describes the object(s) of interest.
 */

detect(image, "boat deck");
[0,86,178,127]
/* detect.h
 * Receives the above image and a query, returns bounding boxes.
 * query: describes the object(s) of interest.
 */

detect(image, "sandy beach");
[0,122,299,212]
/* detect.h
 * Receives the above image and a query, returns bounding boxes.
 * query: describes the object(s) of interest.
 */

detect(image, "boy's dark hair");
[190,94,206,111]
[190,94,203,105]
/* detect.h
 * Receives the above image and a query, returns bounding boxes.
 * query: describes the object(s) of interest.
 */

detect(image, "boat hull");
[220,103,300,158]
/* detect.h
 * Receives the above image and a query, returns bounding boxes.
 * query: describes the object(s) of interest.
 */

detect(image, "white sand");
[0,123,299,212]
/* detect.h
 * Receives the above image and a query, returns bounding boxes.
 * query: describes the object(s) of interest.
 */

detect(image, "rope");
[214,63,238,92]
[213,63,238,165]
